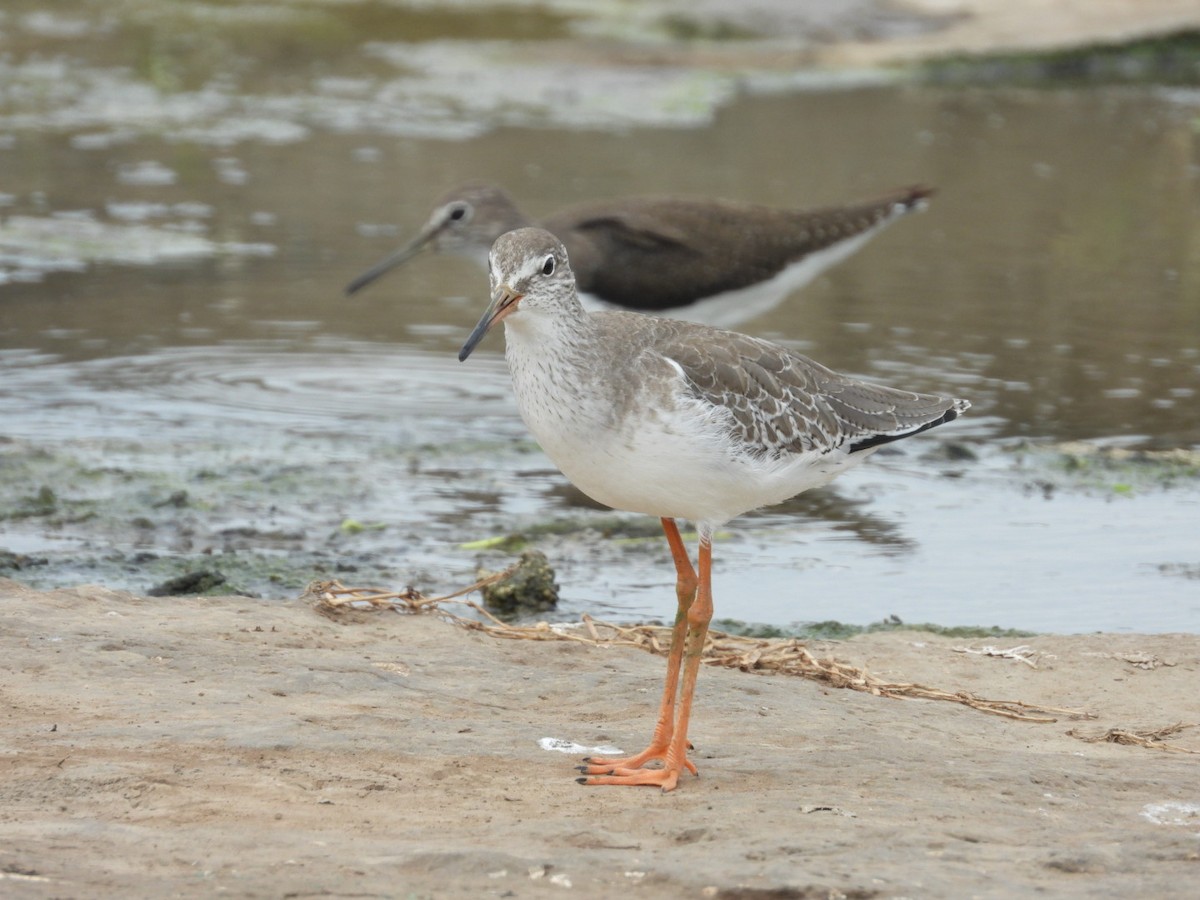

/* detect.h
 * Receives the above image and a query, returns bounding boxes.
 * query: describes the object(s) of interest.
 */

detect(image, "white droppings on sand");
[538,737,623,756]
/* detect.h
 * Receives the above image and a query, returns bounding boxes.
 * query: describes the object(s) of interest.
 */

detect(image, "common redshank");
[458,228,969,791]
[349,183,933,326]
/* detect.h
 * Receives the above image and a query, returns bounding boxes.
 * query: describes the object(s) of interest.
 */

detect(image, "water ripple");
[0,342,515,445]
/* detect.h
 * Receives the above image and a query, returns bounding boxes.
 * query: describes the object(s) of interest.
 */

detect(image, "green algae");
[923,30,1200,86]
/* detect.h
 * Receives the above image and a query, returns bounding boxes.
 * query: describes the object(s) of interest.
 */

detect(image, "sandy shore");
[821,0,1200,65]
[2,579,1197,898]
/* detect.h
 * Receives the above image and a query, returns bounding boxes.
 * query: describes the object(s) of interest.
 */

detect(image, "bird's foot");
[578,765,685,791]
[577,743,697,790]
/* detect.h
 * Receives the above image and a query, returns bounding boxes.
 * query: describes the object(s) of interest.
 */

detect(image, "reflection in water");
[534,472,910,554]
[0,3,1198,632]
[754,488,915,553]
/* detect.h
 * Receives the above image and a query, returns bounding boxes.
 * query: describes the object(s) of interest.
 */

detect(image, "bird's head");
[458,227,577,361]
[345,184,523,295]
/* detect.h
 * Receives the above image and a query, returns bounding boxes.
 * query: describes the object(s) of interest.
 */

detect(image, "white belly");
[554,429,872,527]
[578,226,888,328]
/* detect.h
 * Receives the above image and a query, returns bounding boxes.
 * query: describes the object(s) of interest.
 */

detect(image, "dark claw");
[575,777,589,785]
[575,766,589,773]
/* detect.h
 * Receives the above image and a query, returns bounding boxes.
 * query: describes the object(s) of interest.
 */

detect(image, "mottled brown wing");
[651,320,965,458]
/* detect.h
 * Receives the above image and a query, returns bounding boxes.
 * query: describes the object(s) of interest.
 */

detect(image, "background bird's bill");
[344,208,452,296]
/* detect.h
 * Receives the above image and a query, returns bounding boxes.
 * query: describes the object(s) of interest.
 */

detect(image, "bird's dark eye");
[448,204,469,221]
[542,255,555,276]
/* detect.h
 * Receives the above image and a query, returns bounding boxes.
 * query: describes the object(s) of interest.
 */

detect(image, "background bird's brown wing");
[545,187,933,311]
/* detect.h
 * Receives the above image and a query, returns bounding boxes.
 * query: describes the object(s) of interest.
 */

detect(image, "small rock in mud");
[147,570,227,596]
[153,490,190,509]
[478,550,559,615]
[0,550,48,571]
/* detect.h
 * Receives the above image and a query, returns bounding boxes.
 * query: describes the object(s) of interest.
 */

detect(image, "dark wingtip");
[850,401,968,454]
[859,184,935,220]
[899,184,936,211]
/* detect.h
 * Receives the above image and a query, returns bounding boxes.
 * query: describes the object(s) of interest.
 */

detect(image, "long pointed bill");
[344,216,446,296]
[458,287,522,362]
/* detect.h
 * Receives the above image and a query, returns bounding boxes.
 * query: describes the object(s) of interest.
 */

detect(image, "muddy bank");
[2,579,1198,898]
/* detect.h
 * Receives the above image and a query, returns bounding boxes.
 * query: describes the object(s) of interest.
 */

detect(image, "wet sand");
[2,579,1197,898]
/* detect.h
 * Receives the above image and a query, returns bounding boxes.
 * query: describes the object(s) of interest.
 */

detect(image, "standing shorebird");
[458,228,969,791]
[349,183,933,326]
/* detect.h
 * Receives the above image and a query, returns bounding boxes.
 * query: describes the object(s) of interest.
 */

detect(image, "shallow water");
[1,2,1198,632]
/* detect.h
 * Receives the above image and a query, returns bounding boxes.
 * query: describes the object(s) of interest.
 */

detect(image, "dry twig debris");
[1066,722,1200,754]
[953,644,1043,668]
[303,577,1091,724]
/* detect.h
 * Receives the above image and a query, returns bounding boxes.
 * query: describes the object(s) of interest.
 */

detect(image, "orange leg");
[582,526,714,791]
[581,518,697,776]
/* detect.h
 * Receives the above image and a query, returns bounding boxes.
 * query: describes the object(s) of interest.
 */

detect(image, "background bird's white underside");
[578,210,906,327]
